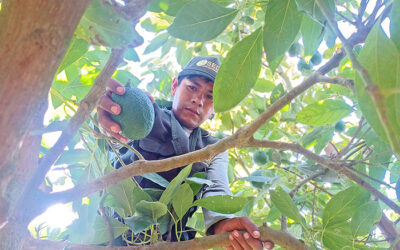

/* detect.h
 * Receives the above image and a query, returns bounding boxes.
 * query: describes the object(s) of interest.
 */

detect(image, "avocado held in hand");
[110,86,155,140]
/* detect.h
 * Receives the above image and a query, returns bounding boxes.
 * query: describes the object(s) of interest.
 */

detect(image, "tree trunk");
[0,0,90,248]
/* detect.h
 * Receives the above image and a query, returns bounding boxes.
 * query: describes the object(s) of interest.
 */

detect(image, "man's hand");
[213,217,274,250]
[98,79,154,142]
[98,79,129,142]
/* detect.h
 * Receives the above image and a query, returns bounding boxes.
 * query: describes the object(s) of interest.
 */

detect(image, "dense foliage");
[27,0,400,249]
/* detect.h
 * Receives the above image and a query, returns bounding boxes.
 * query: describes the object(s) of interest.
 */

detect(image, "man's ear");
[171,77,179,96]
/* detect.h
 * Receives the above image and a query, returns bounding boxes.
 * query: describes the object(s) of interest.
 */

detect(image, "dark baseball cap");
[178,56,221,82]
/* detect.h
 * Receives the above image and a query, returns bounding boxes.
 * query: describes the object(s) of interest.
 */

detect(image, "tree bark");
[0,0,90,248]
[0,0,90,199]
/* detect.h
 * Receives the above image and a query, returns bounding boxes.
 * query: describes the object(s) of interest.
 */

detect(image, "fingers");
[229,230,259,250]
[99,95,121,115]
[243,232,263,250]
[263,241,275,250]
[238,217,261,239]
[107,78,125,95]
[97,108,129,142]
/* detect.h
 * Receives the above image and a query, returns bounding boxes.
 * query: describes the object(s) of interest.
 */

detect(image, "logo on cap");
[196,60,219,73]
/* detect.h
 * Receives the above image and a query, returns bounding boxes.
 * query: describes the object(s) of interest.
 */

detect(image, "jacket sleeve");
[202,150,234,234]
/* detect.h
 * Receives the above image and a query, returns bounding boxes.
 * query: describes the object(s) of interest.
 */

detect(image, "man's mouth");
[185,108,200,116]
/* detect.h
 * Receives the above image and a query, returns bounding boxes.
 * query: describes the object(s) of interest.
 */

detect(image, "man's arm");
[202,151,234,233]
[203,150,274,250]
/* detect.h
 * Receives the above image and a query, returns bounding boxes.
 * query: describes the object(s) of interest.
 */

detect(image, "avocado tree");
[1,0,400,249]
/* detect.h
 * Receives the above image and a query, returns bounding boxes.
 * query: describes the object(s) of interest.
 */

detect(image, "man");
[98,56,273,249]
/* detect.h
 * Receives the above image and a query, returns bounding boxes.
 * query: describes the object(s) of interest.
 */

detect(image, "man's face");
[171,76,214,130]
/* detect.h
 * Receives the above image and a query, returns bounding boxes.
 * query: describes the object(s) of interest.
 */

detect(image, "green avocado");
[297,58,313,71]
[110,86,155,140]
[334,120,346,133]
[253,150,269,166]
[310,51,322,65]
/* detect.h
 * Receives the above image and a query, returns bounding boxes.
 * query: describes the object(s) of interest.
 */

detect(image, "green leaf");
[124,215,155,234]
[301,14,323,56]
[355,22,400,143]
[253,78,275,93]
[270,186,303,224]
[107,179,135,216]
[142,173,170,188]
[53,78,92,103]
[144,32,169,54]
[69,215,128,244]
[164,0,192,16]
[55,149,91,166]
[351,201,381,236]
[123,49,140,62]
[214,28,263,112]
[57,37,89,74]
[136,200,168,221]
[296,99,353,126]
[159,164,192,204]
[113,70,140,87]
[168,0,238,42]
[172,183,194,219]
[107,179,152,217]
[295,0,335,24]
[90,216,128,244]
[186,176,213,186]
[314,126,334,154]
[390,0,400,50]
[75,0,143,48]
[323,227,366,250]
[323,185,370,228]
[301,125,334,154]
[193,195,248,214]
[263,0,303,72]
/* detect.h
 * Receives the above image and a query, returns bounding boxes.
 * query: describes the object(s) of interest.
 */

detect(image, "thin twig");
[289,168,328,197]
[281,168,333,196]
[244,138,400,214]
[336,11,357,25]
[346,164,394,189]
[337,117,365,159]
[316,0,400,156]
[105,138,141,188]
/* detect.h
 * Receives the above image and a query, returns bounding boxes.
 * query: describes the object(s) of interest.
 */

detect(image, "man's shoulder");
[199,128,219,145]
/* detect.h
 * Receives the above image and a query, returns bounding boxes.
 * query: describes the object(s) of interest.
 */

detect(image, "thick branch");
[0,0,90,220]
[46,72,338,205]
[25,224,309,250]
[31,49,125,190]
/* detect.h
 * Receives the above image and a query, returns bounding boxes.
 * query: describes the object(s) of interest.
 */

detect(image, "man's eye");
[188,85,196,91]
[207,95,213,99]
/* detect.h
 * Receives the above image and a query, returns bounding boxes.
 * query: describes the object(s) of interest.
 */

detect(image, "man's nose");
[191,94,204,107]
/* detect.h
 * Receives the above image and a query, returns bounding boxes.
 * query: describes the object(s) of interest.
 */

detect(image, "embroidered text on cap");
[196,60,219,73]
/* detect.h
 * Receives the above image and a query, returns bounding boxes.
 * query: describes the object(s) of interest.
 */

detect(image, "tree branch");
[45,72,337,206]
[337,117,364,159]
[243,138,400,214]
[289,168,328,198]
[316,0,400,157]
[25,224,309,250]
[31,48,125,191]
